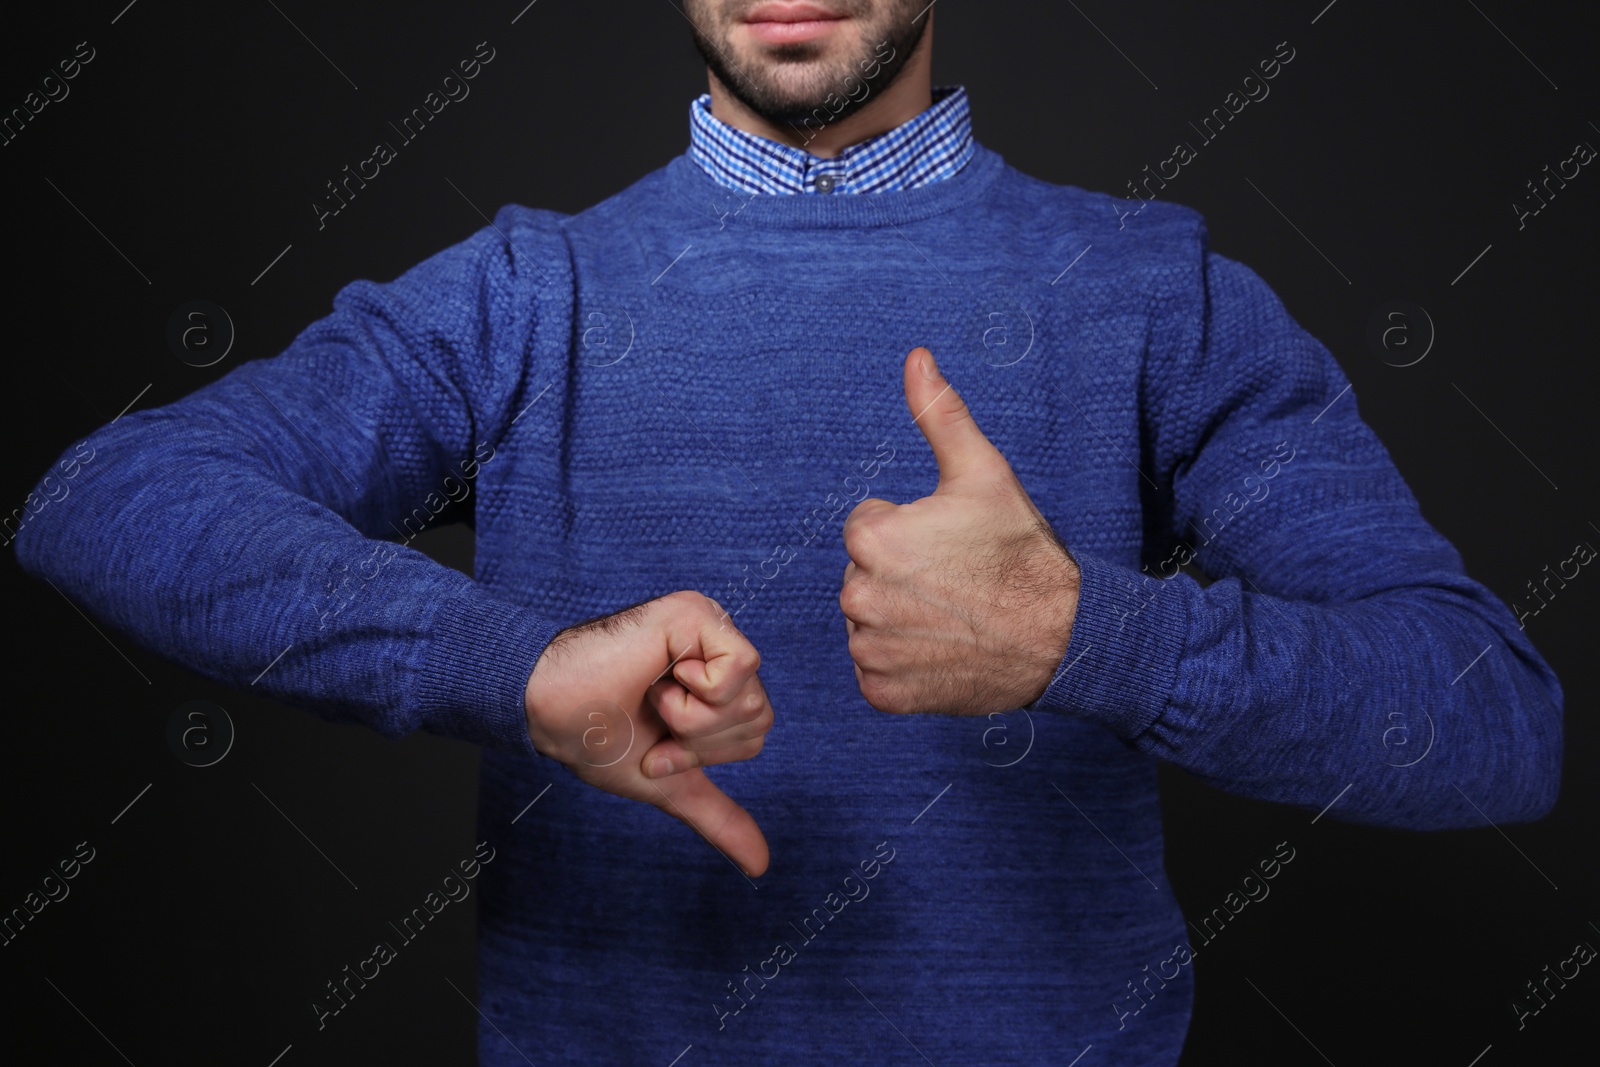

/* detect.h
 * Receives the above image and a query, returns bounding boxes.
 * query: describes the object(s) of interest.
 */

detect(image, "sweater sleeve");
[12,206,570,758]
[1025,233,1563,829]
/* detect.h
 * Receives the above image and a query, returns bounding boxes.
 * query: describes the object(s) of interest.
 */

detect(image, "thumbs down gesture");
[840,347,1082,716]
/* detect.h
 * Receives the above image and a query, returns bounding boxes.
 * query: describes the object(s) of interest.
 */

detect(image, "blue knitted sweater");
[15,142,1562,1065]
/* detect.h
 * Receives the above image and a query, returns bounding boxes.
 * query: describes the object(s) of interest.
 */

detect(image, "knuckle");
[842,505,891,559]
[839,581,863,617]
[682,589,730,624]
[741,689,766,722]
[662,693,697,728]
[651,683,679,721]
[862,675,911,715]
[841,521,864,558]
[847,631,874,670]
[858,673,888,708]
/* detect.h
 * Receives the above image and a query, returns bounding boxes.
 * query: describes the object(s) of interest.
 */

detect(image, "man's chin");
[732,66,862,108]
[750,99,855,126]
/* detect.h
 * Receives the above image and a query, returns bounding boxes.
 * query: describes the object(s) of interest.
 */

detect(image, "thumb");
[647,769,770,878]
[903,347,1004,486]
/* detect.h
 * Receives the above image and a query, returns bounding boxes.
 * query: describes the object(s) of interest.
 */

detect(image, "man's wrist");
[1023,549,1189,739]
[523,634,573,762]
[418,592,564,758]
[1021,530,1081,706]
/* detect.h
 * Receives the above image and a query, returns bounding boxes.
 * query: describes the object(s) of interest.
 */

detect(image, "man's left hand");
[840,347,1081,716]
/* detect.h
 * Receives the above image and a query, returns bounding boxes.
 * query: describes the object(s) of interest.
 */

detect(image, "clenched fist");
[524,590,773,876]
[840,347,1081,716]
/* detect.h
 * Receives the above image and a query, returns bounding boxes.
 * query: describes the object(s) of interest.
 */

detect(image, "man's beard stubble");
[685,0,931,127]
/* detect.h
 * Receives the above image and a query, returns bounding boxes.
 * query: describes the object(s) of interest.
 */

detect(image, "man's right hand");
[523,590,773,877]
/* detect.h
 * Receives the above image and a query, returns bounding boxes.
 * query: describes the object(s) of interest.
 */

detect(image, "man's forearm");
[1026,545,1563,829]
[13,215,565,755]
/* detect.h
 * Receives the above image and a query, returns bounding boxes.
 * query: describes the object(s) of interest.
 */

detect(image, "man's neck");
[704,40,934,160]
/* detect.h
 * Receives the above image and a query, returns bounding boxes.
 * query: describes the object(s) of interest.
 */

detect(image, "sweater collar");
[687,84,974,196]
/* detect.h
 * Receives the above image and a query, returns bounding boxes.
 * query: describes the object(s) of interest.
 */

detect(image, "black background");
[2,1,1595,1064]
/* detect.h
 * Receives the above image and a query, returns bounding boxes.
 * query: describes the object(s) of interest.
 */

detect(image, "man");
[15,1,1562,1063]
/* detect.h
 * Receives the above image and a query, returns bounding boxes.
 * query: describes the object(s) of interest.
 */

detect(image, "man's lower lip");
[745,18,848,44]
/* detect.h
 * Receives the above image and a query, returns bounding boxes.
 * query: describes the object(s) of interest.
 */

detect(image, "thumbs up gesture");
[840,348,1081,716]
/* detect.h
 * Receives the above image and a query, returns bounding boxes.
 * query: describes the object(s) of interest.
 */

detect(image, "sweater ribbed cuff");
[1024,550,1188,739]
[416,592,564,759]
